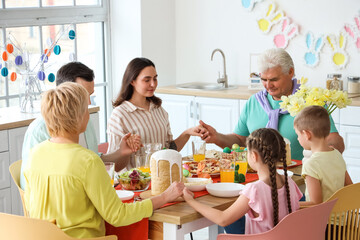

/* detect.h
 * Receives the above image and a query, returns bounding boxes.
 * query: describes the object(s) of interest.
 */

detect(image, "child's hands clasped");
[182,188,195,202]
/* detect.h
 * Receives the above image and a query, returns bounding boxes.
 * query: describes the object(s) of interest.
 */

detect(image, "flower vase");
[19,73,42,113]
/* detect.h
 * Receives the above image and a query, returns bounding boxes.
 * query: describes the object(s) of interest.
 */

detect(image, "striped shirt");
[107,100,173,172]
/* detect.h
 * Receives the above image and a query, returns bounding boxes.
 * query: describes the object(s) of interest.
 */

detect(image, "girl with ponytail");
[183,128,303,234]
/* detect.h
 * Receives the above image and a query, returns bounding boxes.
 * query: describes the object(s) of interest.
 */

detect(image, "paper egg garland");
[54,45,61,55]
[10,72,17,81]
[2,51,8,61]
[41,54,48,63]
[37,71,46,81]
[48,73,55,82]
[15,55,23,66]
[6,44,14,54]
[69,30,76,40]
[1,67,9,77]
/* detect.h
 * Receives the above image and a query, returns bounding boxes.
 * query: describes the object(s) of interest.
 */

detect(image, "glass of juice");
[220,159,235,183]
[192,140,206,162]
[105,162,115,187]
[142,143,162,174]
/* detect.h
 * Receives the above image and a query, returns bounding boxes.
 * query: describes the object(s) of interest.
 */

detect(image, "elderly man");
[200,48,344,160]
[20,62,140,190]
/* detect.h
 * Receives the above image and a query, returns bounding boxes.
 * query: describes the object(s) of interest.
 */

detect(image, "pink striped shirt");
[107,101,173,171]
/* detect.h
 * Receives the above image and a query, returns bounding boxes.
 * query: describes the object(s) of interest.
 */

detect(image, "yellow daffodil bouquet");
[280,77,352,116]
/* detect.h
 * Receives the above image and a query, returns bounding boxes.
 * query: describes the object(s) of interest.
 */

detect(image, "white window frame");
[0,0,113,142]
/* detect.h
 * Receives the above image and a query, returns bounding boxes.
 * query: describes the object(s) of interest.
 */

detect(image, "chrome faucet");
[211,48,228,88]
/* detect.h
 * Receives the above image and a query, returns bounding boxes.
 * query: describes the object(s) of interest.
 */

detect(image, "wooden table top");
[149,165,303,226]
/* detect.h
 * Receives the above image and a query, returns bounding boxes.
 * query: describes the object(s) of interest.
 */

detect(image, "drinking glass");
[105,162,115,187]
[220,159,235,183]
[192,141,206,162]
[143,143,162,173]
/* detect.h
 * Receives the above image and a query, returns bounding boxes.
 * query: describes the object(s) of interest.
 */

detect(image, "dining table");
[146,163,304,240]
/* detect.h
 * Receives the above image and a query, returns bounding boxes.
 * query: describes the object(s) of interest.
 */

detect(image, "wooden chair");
[216,199,337,240]
[98,142,109,154]
[0,212,117,240]
[326,183,360,240]
[9,159,29,217]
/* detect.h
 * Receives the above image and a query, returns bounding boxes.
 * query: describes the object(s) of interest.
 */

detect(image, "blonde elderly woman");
[24,82,184,239]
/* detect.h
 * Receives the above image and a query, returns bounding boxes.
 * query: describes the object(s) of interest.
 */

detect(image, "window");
[0,0,110,143]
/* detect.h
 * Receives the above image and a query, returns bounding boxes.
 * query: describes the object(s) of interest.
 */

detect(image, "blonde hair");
[41,82,89,137]
[294,105,330,138]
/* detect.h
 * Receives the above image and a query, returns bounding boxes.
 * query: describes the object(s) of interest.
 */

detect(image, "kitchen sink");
[176,82,237,91]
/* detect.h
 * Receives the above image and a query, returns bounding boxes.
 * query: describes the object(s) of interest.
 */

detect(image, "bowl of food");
[118,169,151,192]
[184,177,212,192]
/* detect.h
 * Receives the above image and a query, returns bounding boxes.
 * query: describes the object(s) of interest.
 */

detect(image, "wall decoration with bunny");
[257,2,284,34]
[304,32,324,67]
[273,17,299,48]
[241,0,264,11]
[343,15,360,51]
[326,32,348,69]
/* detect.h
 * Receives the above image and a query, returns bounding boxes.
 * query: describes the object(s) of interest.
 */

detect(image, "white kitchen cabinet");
[9,126,27,216]
[0,130,11,214]
[0,188,11,214]
[157,94,240,156]
[340,125,360,183]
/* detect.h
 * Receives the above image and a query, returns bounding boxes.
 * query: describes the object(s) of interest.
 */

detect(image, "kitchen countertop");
[0,105,100,131]
[156,84,360,106]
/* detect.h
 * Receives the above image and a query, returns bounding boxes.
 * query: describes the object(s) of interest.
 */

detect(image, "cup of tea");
[192,140,206,162]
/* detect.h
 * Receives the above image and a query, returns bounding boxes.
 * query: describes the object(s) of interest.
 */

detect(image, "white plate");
[277,169,294,177]
[206,183,245,197]
[184,178,212,192]
[116,190,135,201]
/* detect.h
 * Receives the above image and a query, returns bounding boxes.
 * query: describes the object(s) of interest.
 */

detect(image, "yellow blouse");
[24,140,153,238]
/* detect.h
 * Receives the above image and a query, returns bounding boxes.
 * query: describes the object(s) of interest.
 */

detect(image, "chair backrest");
[0,212,117,240]
[98,142,109,154]
[217,199,337,240]
[9,159,29,217]
[326,183,360,240]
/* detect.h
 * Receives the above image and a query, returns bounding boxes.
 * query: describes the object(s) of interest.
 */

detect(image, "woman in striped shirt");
[107,57,204,172]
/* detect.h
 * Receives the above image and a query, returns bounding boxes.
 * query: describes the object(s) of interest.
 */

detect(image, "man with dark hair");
[20,62,139,190]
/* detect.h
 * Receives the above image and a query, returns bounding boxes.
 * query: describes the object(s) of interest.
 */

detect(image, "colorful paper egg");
[69,30,76,40]
[6,44,14,54]
[44,48,51,57]
[54,45,61,55]
[2,51,8,61]
[15,56,23,65]
[10,72,17,81]
[0,63,2,69]
[1,67,9,77]
[37,71,46,81]
[48,73,55,82]
[41,54,48,63]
